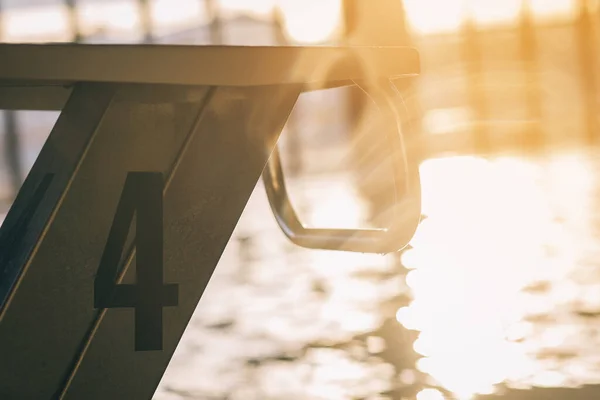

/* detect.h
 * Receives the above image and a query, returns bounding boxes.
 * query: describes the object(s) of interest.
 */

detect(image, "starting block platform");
[0,44,421,399]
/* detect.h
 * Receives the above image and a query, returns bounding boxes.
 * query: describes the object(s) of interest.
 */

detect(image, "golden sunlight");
[404,0,577,34]
[0,0,580,42]
[398,153,597,398]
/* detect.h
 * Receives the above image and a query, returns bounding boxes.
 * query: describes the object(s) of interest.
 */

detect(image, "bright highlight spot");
[398,153,597,398]
[417,388,446,400]
[278,0,342,43]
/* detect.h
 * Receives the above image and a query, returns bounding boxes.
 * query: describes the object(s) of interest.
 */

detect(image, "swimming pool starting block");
[0,44,421,399]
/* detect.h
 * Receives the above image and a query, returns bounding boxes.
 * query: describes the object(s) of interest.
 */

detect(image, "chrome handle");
[262,79,421,254]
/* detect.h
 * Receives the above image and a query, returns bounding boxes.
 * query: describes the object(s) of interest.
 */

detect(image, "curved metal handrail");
[262,79,421,254]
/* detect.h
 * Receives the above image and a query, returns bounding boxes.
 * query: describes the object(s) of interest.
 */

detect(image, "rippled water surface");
[154,148,600,400]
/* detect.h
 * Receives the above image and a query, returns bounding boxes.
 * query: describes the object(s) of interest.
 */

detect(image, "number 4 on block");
[94,172,178,352]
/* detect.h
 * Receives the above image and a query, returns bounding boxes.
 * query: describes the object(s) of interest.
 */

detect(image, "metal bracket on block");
[0,44,420,399]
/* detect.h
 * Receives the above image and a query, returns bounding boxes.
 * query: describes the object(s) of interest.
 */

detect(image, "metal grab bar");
[262,79,421,254]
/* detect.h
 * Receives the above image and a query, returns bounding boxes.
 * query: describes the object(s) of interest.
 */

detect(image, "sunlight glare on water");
[398,152,600,398]
[416,388,445,400]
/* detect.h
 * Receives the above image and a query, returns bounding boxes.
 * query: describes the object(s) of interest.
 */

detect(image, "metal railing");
[416,0,598,154]
[1,0,598,201]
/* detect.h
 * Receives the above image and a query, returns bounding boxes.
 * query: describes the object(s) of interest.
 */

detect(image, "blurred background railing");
[3,1,600,400]
[1,0,599,211]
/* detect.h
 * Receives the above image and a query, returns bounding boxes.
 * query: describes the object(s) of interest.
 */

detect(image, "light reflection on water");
[401,151,600,398]
[157,149,600,400]
[157,174,405,400]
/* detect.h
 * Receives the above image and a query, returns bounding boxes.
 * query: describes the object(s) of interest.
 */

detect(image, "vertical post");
[576,0,598,145]
[461,12,489,153]
[342,0,411,45]
[342,0,412,123]
[64,0,82,42]
[0,0,23,197]
[341,0,414,225]
[519,0,544,150]
[3,111,22,198]
[271,8,302,177]
[205,0,223,45]
[342,0,361,134]
[138,0,154,43]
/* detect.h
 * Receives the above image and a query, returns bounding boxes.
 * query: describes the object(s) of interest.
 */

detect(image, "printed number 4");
[94,172,178,351]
